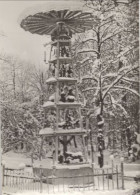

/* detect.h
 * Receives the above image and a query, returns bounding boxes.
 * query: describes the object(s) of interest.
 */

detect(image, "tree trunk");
[12,64,16,99]
[97,105,105,168]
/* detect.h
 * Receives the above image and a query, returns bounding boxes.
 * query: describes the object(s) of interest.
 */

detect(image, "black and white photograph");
[0,0,139,195]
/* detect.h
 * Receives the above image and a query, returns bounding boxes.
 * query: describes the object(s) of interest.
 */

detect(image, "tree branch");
[82,76,98,83]
[82,87,98,92]
[81,38,98,44]
[77,49,99,55]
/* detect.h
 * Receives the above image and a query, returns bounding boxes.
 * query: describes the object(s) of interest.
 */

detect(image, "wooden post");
[82,135,87,162]
[107,168,109,190]
[116,165,119,189]
[47,176,49,194]
[102,169,104,190]
[63,173,64,192]
[83,173,85,191]
[79,107,83,131]
[55,136,58,165]
[49,45,52,61]
[2,164,5,186]
[55,83,59,165]
[56,41,60,78]
[40,165,43,193]
[39,137,44,161]
[88,173,90,190]
[55,39,60,165]
[73,175,75,190]
[86,117,94,171]
[9,170,12,187]
[75,82,79,102]
[55,39,59,165]
[112,161,114,190]
[121,162,125,190]
[69,40,74,78]
[57,175,59,192]
[52,176,55,194]
[97,169,100,189]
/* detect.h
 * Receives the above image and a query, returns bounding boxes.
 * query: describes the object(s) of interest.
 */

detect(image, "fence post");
[2,164,5,186]
[102,169,104,190]
[111,161,114,190]
[121,162,124,190]
[107,168,109,190]
[116,165,119,189]
[91,162,95,185]
[40,165,43,193]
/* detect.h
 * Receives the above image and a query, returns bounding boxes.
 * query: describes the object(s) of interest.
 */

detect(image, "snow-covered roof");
[39,128,87,136]
[43,101,55,108]
[46,77,57,83]
[58,77,77,82]
[49,94,55,101]
[57,102,81,107]
[39,128,53,135]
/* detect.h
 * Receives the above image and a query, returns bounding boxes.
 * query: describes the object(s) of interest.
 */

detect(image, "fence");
[2,163,125,193]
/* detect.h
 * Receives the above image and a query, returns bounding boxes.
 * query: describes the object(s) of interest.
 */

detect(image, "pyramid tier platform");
[43,101,81,108]
[56,102,81,108]
[57,77,77,83]
[46,77,57,84]
[43,101,55,108]
[51,39,71,46]
[39,127,87,136]
[46,77,77,84]
[49,57,71,63]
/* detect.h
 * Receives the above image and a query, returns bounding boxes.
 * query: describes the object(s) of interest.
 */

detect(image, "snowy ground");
[2,187,140,195]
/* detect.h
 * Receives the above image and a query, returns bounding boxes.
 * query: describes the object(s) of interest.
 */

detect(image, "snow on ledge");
[46,77,57,83]
[43,101,55,108]
[39,127,53,135]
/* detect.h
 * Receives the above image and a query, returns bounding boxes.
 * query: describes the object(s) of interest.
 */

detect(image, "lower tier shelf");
[39,127,87,136]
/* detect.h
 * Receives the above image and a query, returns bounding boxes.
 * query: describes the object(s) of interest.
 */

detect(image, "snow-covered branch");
[82,76,98,82]
[77,57,91,65]
[77,49,99,55]
[102,73,117,79]
[107,92,128,115]
[99,19,114,29]
[121,77,139,83]
[113,86,140,97]
[82,87,98,92]
[27,111,42,128]
[81,38,98,44]
[102,64,139,99]
[102,46,138,74]
[101,29,123,45]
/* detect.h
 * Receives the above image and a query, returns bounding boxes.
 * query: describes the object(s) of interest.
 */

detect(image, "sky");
[0,0,84,67]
